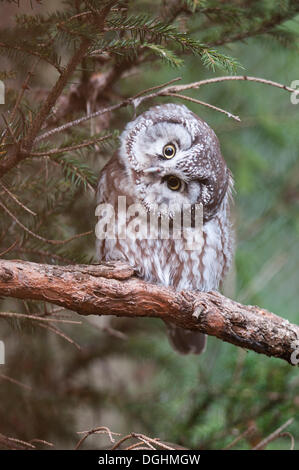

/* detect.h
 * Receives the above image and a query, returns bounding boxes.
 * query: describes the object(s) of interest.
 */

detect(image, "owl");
[96,103,234,354]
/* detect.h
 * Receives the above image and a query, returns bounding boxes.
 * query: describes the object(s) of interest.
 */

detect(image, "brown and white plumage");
[96,104,234,354]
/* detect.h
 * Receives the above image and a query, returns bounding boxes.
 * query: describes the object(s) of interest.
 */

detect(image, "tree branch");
[0,259,298,365]
[0,4,114,179]
[34,75,297,143]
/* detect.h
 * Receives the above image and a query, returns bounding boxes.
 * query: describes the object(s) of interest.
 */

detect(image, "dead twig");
[0,198,92,245]
[0,373,32,391]
[34,321,82,351]
[253,418,294,450]
[0,311,82,325]
[26,133,113,157]
[165,92,240,121]
[75,426,121,450]
[0,181,37,216]
[223,425,255,450]
[0,239,18,257]
[35,75,297,144]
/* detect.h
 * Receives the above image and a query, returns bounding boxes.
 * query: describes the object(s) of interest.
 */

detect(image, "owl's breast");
[97,216,231,293]
[96,155,233,293]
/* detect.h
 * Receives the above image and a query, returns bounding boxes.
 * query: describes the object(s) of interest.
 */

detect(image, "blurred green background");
[0,0,298,450]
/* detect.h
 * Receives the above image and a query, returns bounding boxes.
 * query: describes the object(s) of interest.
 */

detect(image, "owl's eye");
[166,175,181,191]
[163,143,176,159]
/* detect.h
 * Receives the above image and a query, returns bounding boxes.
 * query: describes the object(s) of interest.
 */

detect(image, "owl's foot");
[192,301,206,319]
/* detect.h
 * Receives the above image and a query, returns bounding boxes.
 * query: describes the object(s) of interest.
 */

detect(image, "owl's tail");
[165,322,207,355]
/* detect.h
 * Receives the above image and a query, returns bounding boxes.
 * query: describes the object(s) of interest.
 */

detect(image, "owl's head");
[119,103,230,220]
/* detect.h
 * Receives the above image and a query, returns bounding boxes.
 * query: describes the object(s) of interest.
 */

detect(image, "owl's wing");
[95,153,129,261]
[95,155,118,261]
[96,156,117,205]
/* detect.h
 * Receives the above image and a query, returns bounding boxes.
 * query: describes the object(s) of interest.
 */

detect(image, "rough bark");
[0,258,298,365]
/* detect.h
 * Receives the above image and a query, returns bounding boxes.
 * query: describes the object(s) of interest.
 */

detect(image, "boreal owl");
[96,103,234,354]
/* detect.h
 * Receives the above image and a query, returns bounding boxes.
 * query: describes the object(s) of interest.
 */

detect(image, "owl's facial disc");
[119,103,229,219]
[123,122,205,213]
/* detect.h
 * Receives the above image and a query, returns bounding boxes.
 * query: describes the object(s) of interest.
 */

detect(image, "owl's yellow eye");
[166,175,181,191]
[163,143,176,159]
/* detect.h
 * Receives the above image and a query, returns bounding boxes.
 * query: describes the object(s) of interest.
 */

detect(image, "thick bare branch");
[0,259,298,365]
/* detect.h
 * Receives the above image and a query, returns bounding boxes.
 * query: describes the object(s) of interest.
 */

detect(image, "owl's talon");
[193,300,207,319]
[193,304,204,319]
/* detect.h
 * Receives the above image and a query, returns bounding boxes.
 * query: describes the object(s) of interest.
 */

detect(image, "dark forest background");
[0,0,298,450]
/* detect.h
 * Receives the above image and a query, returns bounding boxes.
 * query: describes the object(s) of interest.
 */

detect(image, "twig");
[164,75,297,94]
[1,113,19,145]
[208,10,298,48]
[8,58,41,128]
[0,197,92,245]
[0,311,82,325]
[0,433,28,450]
[279,432,295,451]
[131,435,156,450]
[223,425,255,450]
[165,92,241,121]
[0,42,60,73]
[82,429,177,451]
[27,133,113,157]
[12,247,74,264]
[22,4,114,154]
[75,426,121,450]
[0,433,27,450]
[0,6,114,179]
[111,432,175,451]
[125,441,153,450]
[29,439,54,448]
[0,239,18,257]
[121,76,182,100]
[35,75,296,143]
[128,445,156,450]
[110,433,135,450]
[253,418,294,450]
[2,436,36,449]
[0,181,37,216]
[35,321,82,350]
[35,101,130,143]
[85,318,128,340]
[132,433,175,450]
[23,39,92,153]
[0,373,32,391]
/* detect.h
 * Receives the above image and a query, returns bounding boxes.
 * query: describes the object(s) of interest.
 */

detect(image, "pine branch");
[92,38,184,67]
[207,7,299,48]
[0,6,113,178]
[23,38,92,152]
[27,133,114,157]
[50,154,98,191]
[0,259,298,365]
[165,92,241,121]
[0,181,37,216]
[104,14,240,72]
[0,38,92,178]
[0,41,62,72]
